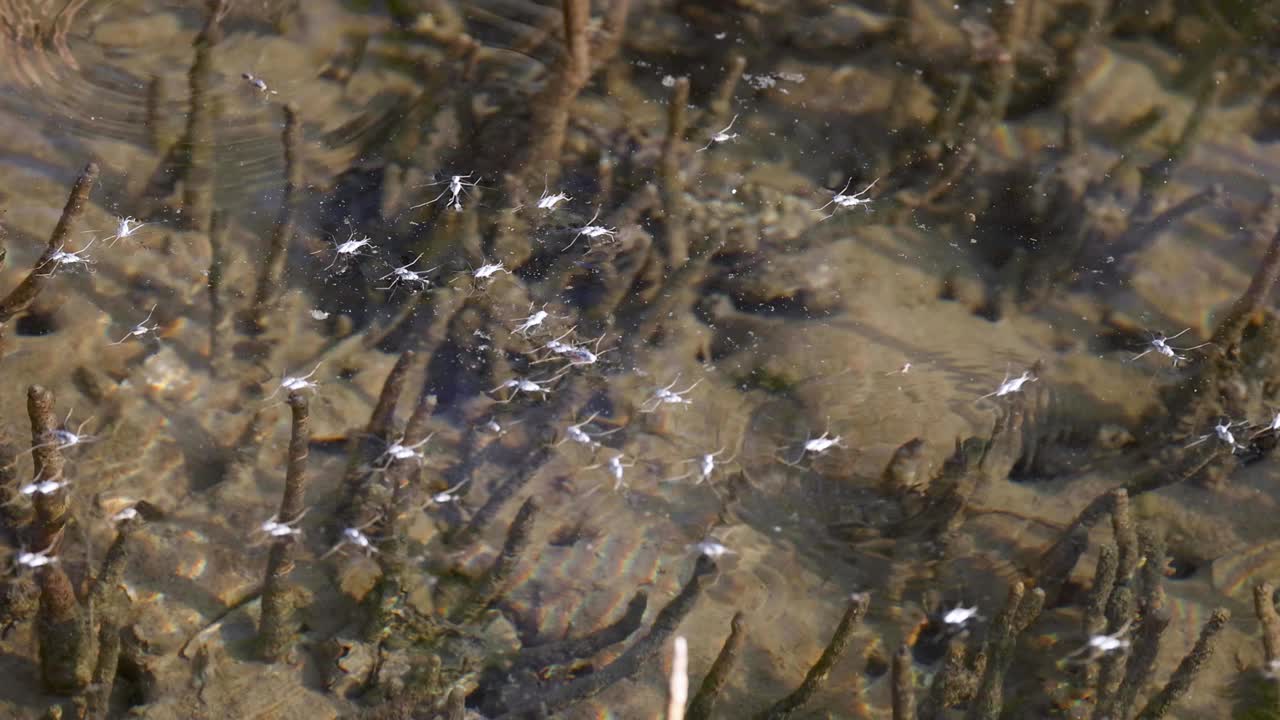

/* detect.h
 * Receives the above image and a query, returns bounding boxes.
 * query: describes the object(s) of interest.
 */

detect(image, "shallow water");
[0,1,1278,718]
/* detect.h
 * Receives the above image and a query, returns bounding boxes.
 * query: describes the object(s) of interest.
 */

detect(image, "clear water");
[0,1,1277,718]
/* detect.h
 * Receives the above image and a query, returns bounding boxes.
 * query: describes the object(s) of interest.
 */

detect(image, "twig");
[364,384,437,642]
[759,592,871,720]
[335,350,417,535]
[891,642,916,720]
[966,581,1045,720]
[0,438,27,539]
[1102,528,1170,720]
[1211,225,1280,353]
[1081,544,1117,691]
[592,0,631,68]
[1036,468,1220,599]
[448,376,588,548]
[178,0,227,232]
[1252,582,1280,715]
[1113,184,1222,261]
[1083,544,1118,638]
[367,349,417,444]
[1132,70,1224,222]
[1092,496,1141,706]
[37,562,92,693]
[920,633,975,717]
[27,386,92,693]
[512,591,648,673]
[661,77,690,267]
[496,555,718,718]
[445,686,466,720]
[451,498,538,625]
[222,407,271,489]
[27,386,70,548]
[1134,608,1230,719]
[1110,489,1139,582]
[89,515,139,610]
[250,103,303,331]
[1095,578,1136,709]
[257,392,311,662]
[1104,599,1169,719]
[206,210,228,374]
[0,162,99,327]
[709,55,747,127]
[687,612,746,720]
[146,74,166,152]
[1256,582,1280,666]
[87,620,121,719]
[520,0,593,183]
[1167,206,1280,442]
[986,0,1031,129]
[86,517,140,718]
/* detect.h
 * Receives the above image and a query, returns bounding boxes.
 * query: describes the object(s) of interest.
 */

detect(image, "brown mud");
[0,1,1276,719]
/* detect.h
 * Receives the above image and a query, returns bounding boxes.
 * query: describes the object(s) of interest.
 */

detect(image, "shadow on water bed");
[0,0,1276,718]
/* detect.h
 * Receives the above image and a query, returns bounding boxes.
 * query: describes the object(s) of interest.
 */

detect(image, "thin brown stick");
[1110,489,1139,582]
[561,0,590,80]
[449,376,589,548]
[687,612,746,720]
[1095,579,1135,710]
[0,162,99,325]
[146,74,165,151]
[1133,69,1224,221]
[1134,608,1229,719]
[1104,601,1169,720]
[519,0,599,184]
[363,383,438,642]
[0,438,27,538]
[1256,582,1280,665]
[1038,470,1221,595]
[1253,582,1280,715]
[661,77,690,267]
[368,349,416,441]
[223,407,271,488]
[920,633,973,717]
[87,619,121,718]
[250,102,302,330]
[1211,225,1280,351]
[0,211,8,275]
[37,563,92,694]
[27,386,70,549]
[86,517,139,718]
[206,210,228,374]
[966,581,1045,720]
[1083,544,1118,638]
[258,391,311,662]
[1114,184,1222,260]
[891,642,916,720]
[1082,544,1118,691]
[178,0,226,232]
[986,0,1031,127]
[335,350,417,534]
[495,555,717,718]
[759,593,871,719]
[513,591,648,672]
[89,516,139,610]
[709,55,747,127]
[27,386,92,693]
[451,498,538,625]
[592,0,631,67]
